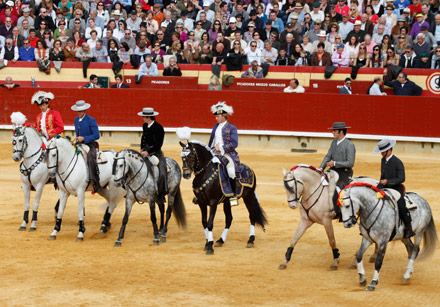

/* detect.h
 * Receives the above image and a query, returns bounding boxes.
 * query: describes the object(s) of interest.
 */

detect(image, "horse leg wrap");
[102,211,112,226]
[54,218,62,232]
[32,211,38,222]
[78,220,86,233]
[332,248,340,259]
[285,247,294,261]
[23,210,29,224]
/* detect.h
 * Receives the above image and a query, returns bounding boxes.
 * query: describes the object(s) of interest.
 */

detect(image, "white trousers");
[225,154,236,179]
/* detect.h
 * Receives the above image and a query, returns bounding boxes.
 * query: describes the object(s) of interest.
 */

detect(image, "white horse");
[11,112,53,231]
[46,136,125,241]
[279,165,341,270]
[340,183,438,291]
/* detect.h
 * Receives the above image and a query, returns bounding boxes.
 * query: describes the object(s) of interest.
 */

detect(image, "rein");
[47,141,79,191]
[115,152,149,204]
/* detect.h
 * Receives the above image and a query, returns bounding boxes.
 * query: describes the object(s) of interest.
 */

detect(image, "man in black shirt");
[375,139,415,238]
[138,107,168,202]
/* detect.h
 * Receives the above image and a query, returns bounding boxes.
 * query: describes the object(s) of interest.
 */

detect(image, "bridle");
[46,139,79,190]
[181,144,212,176]
[283,176,303,203]
[13,127,43,160]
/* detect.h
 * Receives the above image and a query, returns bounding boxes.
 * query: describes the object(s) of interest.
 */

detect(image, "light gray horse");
[340,183,438,291]
[112,149,186,247]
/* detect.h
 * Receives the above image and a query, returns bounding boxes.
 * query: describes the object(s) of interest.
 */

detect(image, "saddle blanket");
[219,163,254,197]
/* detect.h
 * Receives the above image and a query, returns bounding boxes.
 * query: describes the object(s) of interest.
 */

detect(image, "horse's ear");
[282,168,287,177]
[179,141,185,148]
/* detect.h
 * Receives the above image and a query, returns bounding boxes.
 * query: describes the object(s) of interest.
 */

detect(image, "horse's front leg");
[76,188,86,241]
[366,242,387,291]
[322,218,340,270]
[215,200,233,247]
[114,197,135,247]
[48,190,69,240]
[29,181,45,232]
[356,237,373,288]
[205,204,218,255]
[19,182,31,231]
[279,217,313,270]
[149,198,160,245]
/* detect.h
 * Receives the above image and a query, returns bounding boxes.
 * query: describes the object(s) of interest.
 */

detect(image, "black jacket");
[110,83,129,88]
[379,155,405,194]
[141,121,164,154]
[384,75,423,96]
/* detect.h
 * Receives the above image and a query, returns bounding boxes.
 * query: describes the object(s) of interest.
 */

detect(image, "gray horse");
[112,149,186,246]
[340,183,437,291]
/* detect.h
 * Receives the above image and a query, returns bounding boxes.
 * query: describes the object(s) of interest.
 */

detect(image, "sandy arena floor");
[0,141,439,306]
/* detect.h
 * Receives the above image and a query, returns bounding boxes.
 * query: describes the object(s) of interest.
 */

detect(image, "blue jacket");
[74,114,100,144]
[19,46,35,61]
[208,122,240,170]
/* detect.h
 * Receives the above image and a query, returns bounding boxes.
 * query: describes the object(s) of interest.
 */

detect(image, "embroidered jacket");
[208,122,241,170]
[35,109,64,139]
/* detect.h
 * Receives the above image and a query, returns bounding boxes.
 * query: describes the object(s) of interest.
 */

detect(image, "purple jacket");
[208,122,241,170]
[410,21,430,39]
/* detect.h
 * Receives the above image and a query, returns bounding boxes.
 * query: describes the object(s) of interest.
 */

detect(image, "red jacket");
[36,109,64,139]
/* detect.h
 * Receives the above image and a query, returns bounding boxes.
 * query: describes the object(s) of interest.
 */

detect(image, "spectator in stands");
[182,39,199,64]
[232,2,249,22]
[262,40,278,65]
[346,20,365,43]
[19,20,31,39]
[306,18,322,43]
[339,78,352,94]
[72,30,85,49]
[369,45,383,67]
[196,1,215,23]
[208,74,222,91]
[353,43,370,68]
[54,20,69,40]
[131,41,150,66]
[137,55,159,78]
[163,56,182,76]
[111,74,129,88]
[93,39,109,63]
[276,48,293,65]
[36,7,55,31]
[151,41,165,64]
[127,10,141,33]
[384,70,422,96]
[430,14,440,45]
[283,78,305,93]
[432,47,440,69]
[241,61,262,79]
[96,1,110,25]
[312,30,333,54]
[86,30,99,49]
[310,1,324,23]
[0,17,14,38]
[399,45,420,68]
[198,44,213,64]
[85,18,102,40]
[392,16,410,38]
[268,11,284,33]
[211,42,227,76]
[368,76,386,95]
[345,35,360,66]
[410,13,430,39]
[383,47,400,67]
[413,33,431,58]
[75,42,94,77]
[70,18,86,39]
[0,7,17,27]
[35,40,51,74]
[120,28,136,50]
[339,12,353,41]
[17,7,34,28]
[49,39,65,72]
[63,39,78,62]
[82,74,101,88]
[419,53,431,68]
[152,4,164,25]
[244,39,262,65]
[362,34,376,56]
[372,24,386,45]
[0,38,19,67]
[419,26,436,49]
[5,27,23,49]
[301,34,313,54]
[0,76,20,89]
[332,43,350,67]
[311,42,332,66]
[360,13,374,36]
[225,39,245,70]
[280,22,300,46]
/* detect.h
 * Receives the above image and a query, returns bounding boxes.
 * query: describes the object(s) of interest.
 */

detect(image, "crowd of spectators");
[0,0,439,75]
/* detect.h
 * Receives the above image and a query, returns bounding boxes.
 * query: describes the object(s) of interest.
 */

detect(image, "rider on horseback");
[71,100,102,193]
[374,139,415,238]
[138,107,168,203]
[32,91,64,143]
[208,102,240,207]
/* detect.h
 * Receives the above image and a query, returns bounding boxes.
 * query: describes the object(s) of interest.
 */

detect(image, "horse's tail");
[172,185,187,229]
[252,189,268,230]
[417,216,438,262]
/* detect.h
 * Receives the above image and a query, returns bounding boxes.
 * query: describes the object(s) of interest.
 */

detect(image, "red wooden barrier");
[1,87,439,138]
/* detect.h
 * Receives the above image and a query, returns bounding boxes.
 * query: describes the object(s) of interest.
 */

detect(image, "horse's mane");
[119,148,145,162]
[190,140,221,164]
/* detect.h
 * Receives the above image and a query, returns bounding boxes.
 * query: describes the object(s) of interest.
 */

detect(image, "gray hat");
[374,139,396,153]
[137,107,159,117]
[397,16,406,22]
[22,7,31,12]
[71,100,91,111]
[328,122,351,130]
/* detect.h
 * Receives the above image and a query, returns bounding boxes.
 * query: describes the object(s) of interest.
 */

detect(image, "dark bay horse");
[179,140,267,255]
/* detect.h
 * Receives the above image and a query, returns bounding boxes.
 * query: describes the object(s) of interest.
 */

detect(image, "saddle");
[76,143,108,164]
[218,163,254,198]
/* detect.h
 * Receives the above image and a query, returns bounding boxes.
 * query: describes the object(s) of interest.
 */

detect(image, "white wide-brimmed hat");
[138,107,159,117]
[318,30,327,37]
[112,10,122,16]
[211,101,233,115]
[374,139,396,153]
[31,91,54,105]
[71,100,91,111]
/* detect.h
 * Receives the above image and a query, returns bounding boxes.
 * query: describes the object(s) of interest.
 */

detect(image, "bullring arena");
[1,70,440,305]
[1,131,440,305]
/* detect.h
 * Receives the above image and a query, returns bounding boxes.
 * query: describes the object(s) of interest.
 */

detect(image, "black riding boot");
[399,201,415,238]
[229,178,239,207]
[404,223,415,238]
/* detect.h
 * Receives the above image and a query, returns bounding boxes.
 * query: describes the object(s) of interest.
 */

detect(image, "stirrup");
[230,197,239,207]
[192,197,199,205]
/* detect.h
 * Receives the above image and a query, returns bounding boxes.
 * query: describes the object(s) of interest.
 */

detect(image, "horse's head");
[12,126,27,162]
[112,150,129,187]
[339,187,359,228]
[283,168,304,209]
[180,141,195,179]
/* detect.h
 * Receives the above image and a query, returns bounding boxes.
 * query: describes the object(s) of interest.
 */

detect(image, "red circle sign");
[426,72,440,95]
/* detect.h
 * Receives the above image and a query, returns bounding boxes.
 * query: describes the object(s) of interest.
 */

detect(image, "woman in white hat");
[138,107,168,202]
[374,139,415,238]
[208,101,240,206]
[71,100,102,193]
[31,91,64,141]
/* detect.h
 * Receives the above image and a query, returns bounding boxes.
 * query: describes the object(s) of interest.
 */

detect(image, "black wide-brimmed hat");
[328,122,351,130]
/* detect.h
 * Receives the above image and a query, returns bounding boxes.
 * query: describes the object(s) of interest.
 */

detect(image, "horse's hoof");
[114,241,122,247]
[330,259,339,270]
[28,227,37,232]
[359,279,367,287]
[100,227,108,234]
[75,237,84,242]
[215,241,223,247]
[160,236,166,243]
[18,226,26,231]
[206,249,214,255]
[153,239,160,246]
[246,242,254,248]
[365,285,376,292]
[278,264,287,270]
[99,231,107,238]
[402,277,410,284]
[48,235,56,241]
